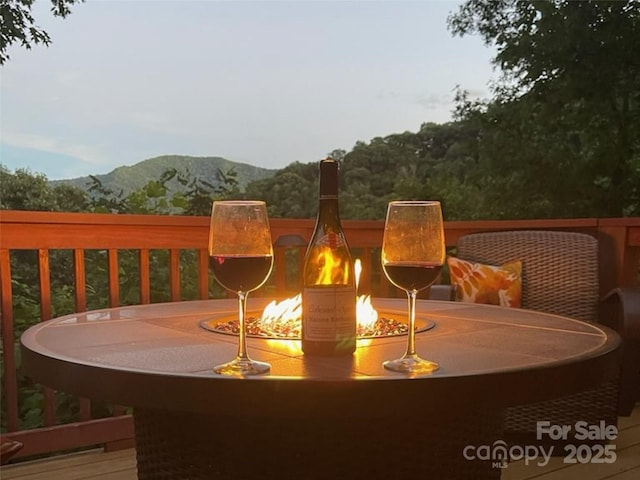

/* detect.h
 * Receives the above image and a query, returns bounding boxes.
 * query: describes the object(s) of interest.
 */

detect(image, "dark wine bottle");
[302,158,356,356]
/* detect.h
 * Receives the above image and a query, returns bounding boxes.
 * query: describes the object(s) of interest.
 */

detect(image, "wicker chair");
[455,230,640,449]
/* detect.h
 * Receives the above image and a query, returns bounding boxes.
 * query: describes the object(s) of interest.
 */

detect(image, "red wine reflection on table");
[383,262,443,292]
[209,255,273,293]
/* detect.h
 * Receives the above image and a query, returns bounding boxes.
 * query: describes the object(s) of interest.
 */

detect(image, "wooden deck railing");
[1,211,639,460]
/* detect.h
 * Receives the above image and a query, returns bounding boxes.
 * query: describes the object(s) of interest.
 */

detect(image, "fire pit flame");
[201,258,435,339]
[260,293,384,337]
[259,294,303,338]
[204,294,424,339]
[356,294,378,330]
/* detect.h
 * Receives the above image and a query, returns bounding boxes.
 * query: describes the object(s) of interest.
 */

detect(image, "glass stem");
[405,289,418,358]
[236,291,250,361]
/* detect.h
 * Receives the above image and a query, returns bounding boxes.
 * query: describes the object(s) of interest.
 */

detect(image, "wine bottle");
[302,158,357,356]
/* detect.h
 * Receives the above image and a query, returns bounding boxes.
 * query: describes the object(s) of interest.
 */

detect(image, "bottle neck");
[317,158,341,223]
[319,158,339,197]
[318,197,340,220]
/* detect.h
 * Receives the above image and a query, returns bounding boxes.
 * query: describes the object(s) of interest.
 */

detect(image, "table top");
[21,298,621,416]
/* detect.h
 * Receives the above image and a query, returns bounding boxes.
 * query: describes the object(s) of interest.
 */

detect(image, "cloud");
[1,132,110,168]
[375,89,458,121]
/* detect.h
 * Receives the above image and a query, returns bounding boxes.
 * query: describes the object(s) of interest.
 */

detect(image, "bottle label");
[316,232,345,249]
[302,286,356,341]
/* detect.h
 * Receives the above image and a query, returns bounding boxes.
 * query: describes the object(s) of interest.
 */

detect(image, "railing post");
[597,218,640,294]
[139,249,152,304]
[169,249,181,302]
[273,234,307,296]
[0,249,19,432]
[108,249,120,307]
[198,249,209,300]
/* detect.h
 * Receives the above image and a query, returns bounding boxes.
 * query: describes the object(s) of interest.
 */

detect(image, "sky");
[0,0,497,180]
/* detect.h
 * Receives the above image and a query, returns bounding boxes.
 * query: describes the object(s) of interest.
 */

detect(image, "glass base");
[213,357,271,376]
[383,354,439,375]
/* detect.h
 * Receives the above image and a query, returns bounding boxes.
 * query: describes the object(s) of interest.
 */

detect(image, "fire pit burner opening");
[200,311,435,340]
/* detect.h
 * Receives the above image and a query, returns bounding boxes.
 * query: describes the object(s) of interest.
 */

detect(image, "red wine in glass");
[210,255,273,293]
[383,262,443,292]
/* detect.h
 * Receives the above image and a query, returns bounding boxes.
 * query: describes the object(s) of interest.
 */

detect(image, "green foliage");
[0,0,83,65]
[81,164,242,215]
[245,162,318,218]
[173,166,242,216]
[447,0,640,217]
[9,271,41,338]
[0,165,90,211]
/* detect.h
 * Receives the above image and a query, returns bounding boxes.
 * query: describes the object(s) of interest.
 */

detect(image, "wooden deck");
[2,405,639,480]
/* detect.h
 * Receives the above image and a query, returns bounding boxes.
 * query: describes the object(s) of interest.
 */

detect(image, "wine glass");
[209,200,274,375]
[381,201,445,374]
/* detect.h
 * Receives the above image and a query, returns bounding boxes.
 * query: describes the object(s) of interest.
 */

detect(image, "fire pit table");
[20,298,620,480]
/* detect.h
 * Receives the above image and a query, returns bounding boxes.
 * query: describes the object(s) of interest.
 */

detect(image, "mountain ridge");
[50,155,279,196]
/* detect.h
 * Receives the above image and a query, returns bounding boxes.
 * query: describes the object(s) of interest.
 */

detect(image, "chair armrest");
[0,439,23,465]
[599,287,640,416]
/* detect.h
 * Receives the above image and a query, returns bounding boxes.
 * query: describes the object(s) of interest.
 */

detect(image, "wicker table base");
[504,378,619,452]
[134,406,504,480]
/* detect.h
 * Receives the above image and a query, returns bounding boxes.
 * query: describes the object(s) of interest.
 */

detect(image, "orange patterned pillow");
[446,256,522,308]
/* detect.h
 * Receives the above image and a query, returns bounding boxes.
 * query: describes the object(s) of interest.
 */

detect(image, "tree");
[51,182,90,212]
[246,162,317,218]
[448,0,640,217]
[1,0,83,65]
[173,166,242,216]
[0,165,89,211]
